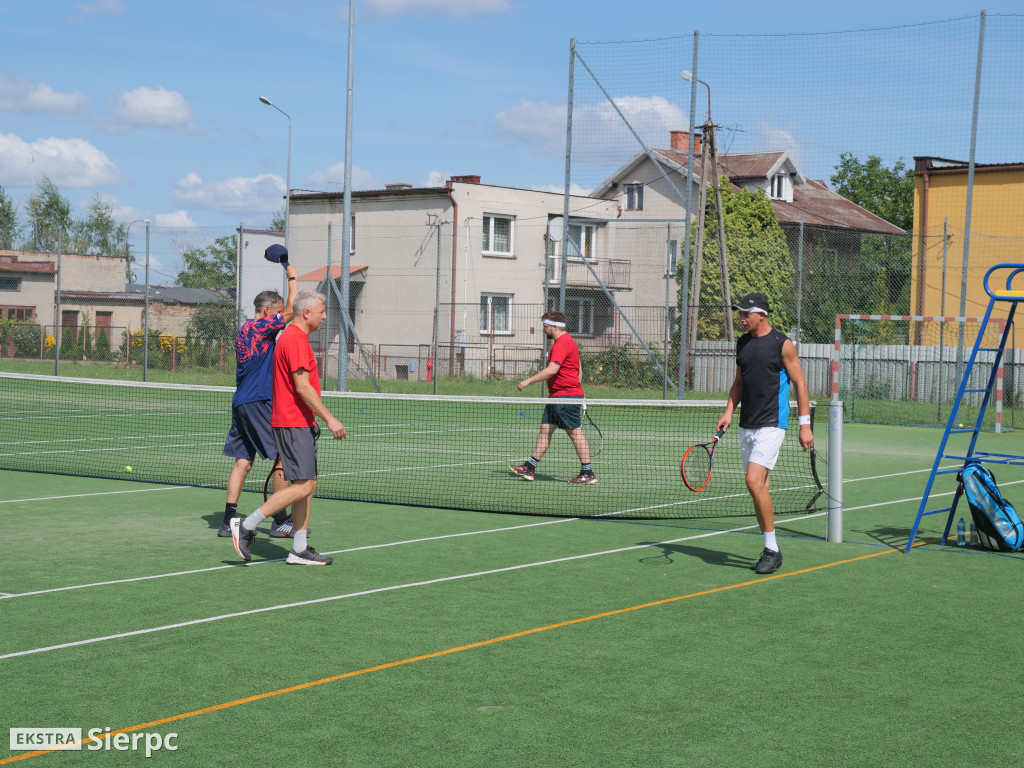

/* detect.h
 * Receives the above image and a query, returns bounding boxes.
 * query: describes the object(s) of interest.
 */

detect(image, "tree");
[176,234,237,289]
[680,182,795,341]
[830,153,914,232]
[25,176,72,252]
[0,186,22,249]
[72,195,128,258]
[270,208,286,233]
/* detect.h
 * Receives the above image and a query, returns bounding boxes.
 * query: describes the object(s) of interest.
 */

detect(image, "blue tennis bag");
[957,461,1024,552]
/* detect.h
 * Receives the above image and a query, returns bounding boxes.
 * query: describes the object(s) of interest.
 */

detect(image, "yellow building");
[912,156,1024,322]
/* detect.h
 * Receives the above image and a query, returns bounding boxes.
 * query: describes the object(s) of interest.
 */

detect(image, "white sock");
[293,529,308,552]
[764,530,778,552]
[242,509,266,532]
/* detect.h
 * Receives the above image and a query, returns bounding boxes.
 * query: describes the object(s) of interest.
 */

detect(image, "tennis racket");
[581,403,604,457]
[680,428,725,492]
[263,457,282,502]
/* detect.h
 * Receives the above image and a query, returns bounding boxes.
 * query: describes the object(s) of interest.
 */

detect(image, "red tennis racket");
[680,428,725,492]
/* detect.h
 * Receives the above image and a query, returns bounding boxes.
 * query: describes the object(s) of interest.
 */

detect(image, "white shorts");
[739,427,786,471]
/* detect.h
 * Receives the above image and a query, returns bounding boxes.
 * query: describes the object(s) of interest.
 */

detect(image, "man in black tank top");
[716,293,814,574]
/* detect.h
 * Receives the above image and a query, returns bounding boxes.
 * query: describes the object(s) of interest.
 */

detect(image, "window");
[565,297,594,336]
[2,306,33,321]
[667,240,678,276]
[770,173,787,200]
[565,223,596,261]
[625,183,644,211]
[0,277,21,291]
[482,215,514,256]
[480,293,512,334]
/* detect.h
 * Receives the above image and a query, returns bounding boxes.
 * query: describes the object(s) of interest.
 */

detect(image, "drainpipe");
[918,166,929,317]
[447,189,459,377]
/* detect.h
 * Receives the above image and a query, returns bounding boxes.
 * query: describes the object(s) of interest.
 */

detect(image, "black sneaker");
[231,517,255,562]
[286,547,333,566]
[217,521,233,537]
[269,517,312,538]
[569,472,597,485]
[752,547,783,575]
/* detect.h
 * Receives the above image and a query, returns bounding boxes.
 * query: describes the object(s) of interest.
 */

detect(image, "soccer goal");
[831,314,1008,429]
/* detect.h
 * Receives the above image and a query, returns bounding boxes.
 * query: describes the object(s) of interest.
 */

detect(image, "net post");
[827,400,844,542]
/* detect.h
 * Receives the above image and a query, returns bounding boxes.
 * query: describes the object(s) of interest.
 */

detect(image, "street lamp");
[258,96,292,254]
[681,71,711,123]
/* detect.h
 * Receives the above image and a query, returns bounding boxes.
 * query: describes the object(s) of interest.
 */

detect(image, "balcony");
[546,257,631,290]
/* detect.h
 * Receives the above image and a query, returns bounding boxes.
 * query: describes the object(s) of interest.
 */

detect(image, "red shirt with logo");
[272,324,319,427]
[547,333,585,397]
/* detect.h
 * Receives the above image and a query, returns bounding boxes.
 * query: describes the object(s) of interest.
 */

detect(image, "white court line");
[0,518,578,599]
[0,512,830,660]
[0,486,190,505]
[0,465,923,600]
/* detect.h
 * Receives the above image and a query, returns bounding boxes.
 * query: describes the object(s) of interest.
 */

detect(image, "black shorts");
[542,398,583,431]
[223,400,277,461]
[272,425,320,481]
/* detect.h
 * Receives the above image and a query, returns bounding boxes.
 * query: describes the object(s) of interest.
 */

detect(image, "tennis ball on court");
[124,465,133,473]
[959,423,964,428]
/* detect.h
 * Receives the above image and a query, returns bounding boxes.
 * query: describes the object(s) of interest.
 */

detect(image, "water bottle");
[970,520,979,546]
[956,517,967,547]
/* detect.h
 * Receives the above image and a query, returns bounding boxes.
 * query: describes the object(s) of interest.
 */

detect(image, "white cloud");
[494,100,567,156]
[173,171,285,212]
[153,210,197,228]
[530,182,592,196]
[76,0,125,16]
[755,121,804,171]
[365,0,510,17]
[0,133,119,188]
[423,171,446,187]
[304,162,383,191]
[0,71,88,114]
[494,96,687,165]
[113,86,195,131]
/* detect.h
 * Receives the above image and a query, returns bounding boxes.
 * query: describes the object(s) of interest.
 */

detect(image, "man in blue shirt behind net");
[217,256,304,538]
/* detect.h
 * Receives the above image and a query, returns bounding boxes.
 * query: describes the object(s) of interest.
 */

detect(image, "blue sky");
[0,1,1008,237]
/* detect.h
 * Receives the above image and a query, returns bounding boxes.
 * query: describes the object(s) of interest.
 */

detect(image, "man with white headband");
[511,309,596,484]
[716,292,813,575]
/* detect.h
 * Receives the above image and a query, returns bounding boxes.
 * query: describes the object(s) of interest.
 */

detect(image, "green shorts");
[542,398,583,431]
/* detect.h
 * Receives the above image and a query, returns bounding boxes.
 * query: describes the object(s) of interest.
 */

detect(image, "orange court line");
[0,541,924,765]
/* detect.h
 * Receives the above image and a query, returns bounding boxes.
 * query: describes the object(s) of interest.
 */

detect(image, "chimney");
[448,175,481,185]
[670,130,701,155]
[385,183,413,191]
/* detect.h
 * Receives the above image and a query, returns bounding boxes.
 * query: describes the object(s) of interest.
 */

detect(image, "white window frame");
[770,173,787,200]
[565,297,594,336]
[625,183,644,211]
[479,293,512,335]
[482,214,515,257]
[565,223,597,262]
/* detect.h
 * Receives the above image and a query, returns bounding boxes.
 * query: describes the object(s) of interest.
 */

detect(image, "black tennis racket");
[581,403,604,458]
[263,457,282,502]
[681,428,725,492]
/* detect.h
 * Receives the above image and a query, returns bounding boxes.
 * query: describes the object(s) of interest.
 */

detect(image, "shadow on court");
[637,541,752,570]
[857,525,915,550]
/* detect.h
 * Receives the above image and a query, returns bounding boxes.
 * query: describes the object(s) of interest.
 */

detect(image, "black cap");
[264,244,289,265]
[732,292,769,314]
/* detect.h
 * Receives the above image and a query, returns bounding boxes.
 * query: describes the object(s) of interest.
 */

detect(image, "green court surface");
[2,423,1023,766]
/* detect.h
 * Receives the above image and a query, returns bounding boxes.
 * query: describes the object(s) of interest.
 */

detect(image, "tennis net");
[0,372,826,519]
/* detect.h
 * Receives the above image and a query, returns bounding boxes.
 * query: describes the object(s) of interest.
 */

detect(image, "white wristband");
[798,415,811,426]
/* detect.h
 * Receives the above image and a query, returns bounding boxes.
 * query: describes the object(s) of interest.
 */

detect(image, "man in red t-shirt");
[231,291,346,565]
[511,309,595,484]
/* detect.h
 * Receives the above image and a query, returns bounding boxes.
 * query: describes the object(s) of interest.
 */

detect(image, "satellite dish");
[547,216,564,242]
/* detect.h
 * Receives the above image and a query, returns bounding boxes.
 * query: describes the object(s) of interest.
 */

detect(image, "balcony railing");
[545,257,631,290]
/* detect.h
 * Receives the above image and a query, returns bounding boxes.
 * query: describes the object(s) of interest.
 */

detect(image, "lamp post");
[258,96,292,266]
[680,70,711,123]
